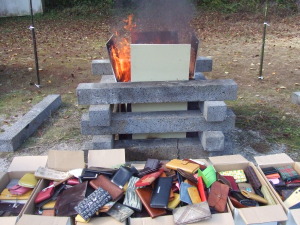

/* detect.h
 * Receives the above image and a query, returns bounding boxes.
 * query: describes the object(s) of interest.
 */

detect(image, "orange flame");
[111,14,136,82]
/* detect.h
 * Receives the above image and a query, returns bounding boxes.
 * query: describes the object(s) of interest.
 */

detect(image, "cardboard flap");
[0,217,17,225]
[254,153,294,166]
[290,209,300,225]
[16,215,71,225]
[77,217,125,225]
[238,205,287,224]
[8,156,48,173]
[209,155,248,165]
[88,149,125,168]
[130,215,174,225]
[47,150,85,172]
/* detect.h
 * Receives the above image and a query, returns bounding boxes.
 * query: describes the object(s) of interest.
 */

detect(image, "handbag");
[75,187,112,221]
[106,202,134,222]
[173,202,211,225]
[208,181,229,212]
[166,159,199,174]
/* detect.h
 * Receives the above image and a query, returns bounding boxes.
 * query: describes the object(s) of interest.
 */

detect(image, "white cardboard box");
[254,153,300,225]
[0,156,48,224]
[209,154,287,225]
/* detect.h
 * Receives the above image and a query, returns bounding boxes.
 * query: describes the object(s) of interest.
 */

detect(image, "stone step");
[77,79,237,105]
[81,109,235,135]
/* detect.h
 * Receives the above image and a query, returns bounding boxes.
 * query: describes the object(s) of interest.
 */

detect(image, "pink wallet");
[9,184,32,195]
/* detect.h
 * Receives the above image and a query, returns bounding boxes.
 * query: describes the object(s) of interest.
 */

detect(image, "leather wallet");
[106,202,134,222]
[177,168,198,184]
[135,168,164,187]
[67,178,80,185]
[166,159,199,174]
[219,170,247,183]
[261,185,276,205]
[198,165,216,188]
[136,187,167,218]
[123,177,142,211]
[262,167,278,175]
[223,175,239,191]
[173,202,212,225]
[284,187,300,208]
[55,181,88,216]
[286,179,300,188]
[111,166,135,188]
[34,182,55,204]
[138,159,160,177]
[75,187,112,221]
[188,186,201,204]
[238,183,254,193]
[35,166,70,181]
[183,159,207,170]
[230,191,258,207]
[241,190,268,204]
[42,209,55,216]
[168,193,180,209]
[245,166,262,189]
[197,176,207,202]
[208,181,229,212]
[41,200,56,210]
[179,182,193,204]
[18,173,38,188]
[277,165,300,181]
[8,185,32,195]
[150,177,172,209]
[89,175,123,201]
[36,184,66,209]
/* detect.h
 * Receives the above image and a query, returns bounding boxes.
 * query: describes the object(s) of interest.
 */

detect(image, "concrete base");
[291,92,300,105]
[0,95,62,152]
[89,105,112,127]
[200,131,225,152]
[195,56,213,73]
[92,59,113,75]
[92,135,114,149]
[199,101,227,122]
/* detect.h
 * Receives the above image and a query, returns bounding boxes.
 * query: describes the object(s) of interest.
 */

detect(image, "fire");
[110,14,136,82]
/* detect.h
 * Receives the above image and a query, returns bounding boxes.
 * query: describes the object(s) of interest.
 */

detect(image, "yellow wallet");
[42,200,57,210]
[18,173,38,188]
[0,188,33,200]
[187,186,201,204]
[166,159,199,174]
[168,193,180,209]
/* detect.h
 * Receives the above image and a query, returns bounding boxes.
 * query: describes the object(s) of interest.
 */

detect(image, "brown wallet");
[136,187,167,218]
[208,181,229,212]
[89,175,124,201]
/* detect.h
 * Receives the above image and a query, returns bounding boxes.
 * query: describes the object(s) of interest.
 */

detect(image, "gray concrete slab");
[291,92,300,105]
[92,59,113,75]
[89,105,112,127]
[200,131,225,152]
[92,135,114,149]
[81,109,235,135]
[77,79,238,105]
[195,56,212,73]
[0,95,62,152]
[194,72,207,80]
[199,101,227,122]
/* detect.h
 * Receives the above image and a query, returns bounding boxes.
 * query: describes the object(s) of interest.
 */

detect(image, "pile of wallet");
[0,173,38,217]
[261,165,300,209]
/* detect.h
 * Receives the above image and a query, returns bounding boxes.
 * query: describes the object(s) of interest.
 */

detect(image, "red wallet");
[67,178,80,186]
[34,182,55,204]
[135,169,164,187]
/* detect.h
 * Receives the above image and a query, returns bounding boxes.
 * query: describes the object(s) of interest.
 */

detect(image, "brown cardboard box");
[22,150,85,224]
[209,154,287,225]
[255,153,300,225]
[0,156,47,224]
[16,215,71,225]
[88,149,125,168]
[76,216,125,225]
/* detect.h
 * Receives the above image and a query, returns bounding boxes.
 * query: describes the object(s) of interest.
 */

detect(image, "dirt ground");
[0,11,299,171]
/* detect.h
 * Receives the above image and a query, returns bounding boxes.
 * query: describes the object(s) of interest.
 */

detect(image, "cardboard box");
[22,150,85,224]
[255,153,300,225]
[0,156,47,224]
[209,154,287,225]
[88,149,125,168]
[16,215,71,225]
[76,216,125,225]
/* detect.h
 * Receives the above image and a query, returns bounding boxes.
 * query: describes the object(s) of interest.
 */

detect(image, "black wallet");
[111,166,136,188]
[150,177,173,209]
[138,159,160,177]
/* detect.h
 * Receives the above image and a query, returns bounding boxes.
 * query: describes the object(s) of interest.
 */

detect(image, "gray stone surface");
[291,92,300,105]
[81,109,235,135]
[100,75,116,83]
[199,101,227,122]
[77,79,238,105]
[89,105,112,127]
[195,56,213,73]
[92,59,113,75]
[92,135,114,149]
[0,94,62,152]
[194,72,207,80]
[200,131,225,152]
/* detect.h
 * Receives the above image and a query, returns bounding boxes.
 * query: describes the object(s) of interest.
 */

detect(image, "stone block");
[89,105,112,127]
[195,56,213,73]
[200,101,227,122]
[92,135,114,149]
[81,109,235,135]
[291,92,300,105]
[92,59,113,75]
[0,95,62,152]
[100,75,115,83]
[194,72,207,80]
[200,131,225,152]
[77,79,238,105]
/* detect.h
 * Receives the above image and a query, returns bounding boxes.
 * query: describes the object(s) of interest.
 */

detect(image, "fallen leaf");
[279,86,286,89]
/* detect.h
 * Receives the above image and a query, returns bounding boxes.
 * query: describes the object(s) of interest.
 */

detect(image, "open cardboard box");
[254,153,300,225]
[21,150,85,225]
[0,156,48,224]
[209,154,287,225]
